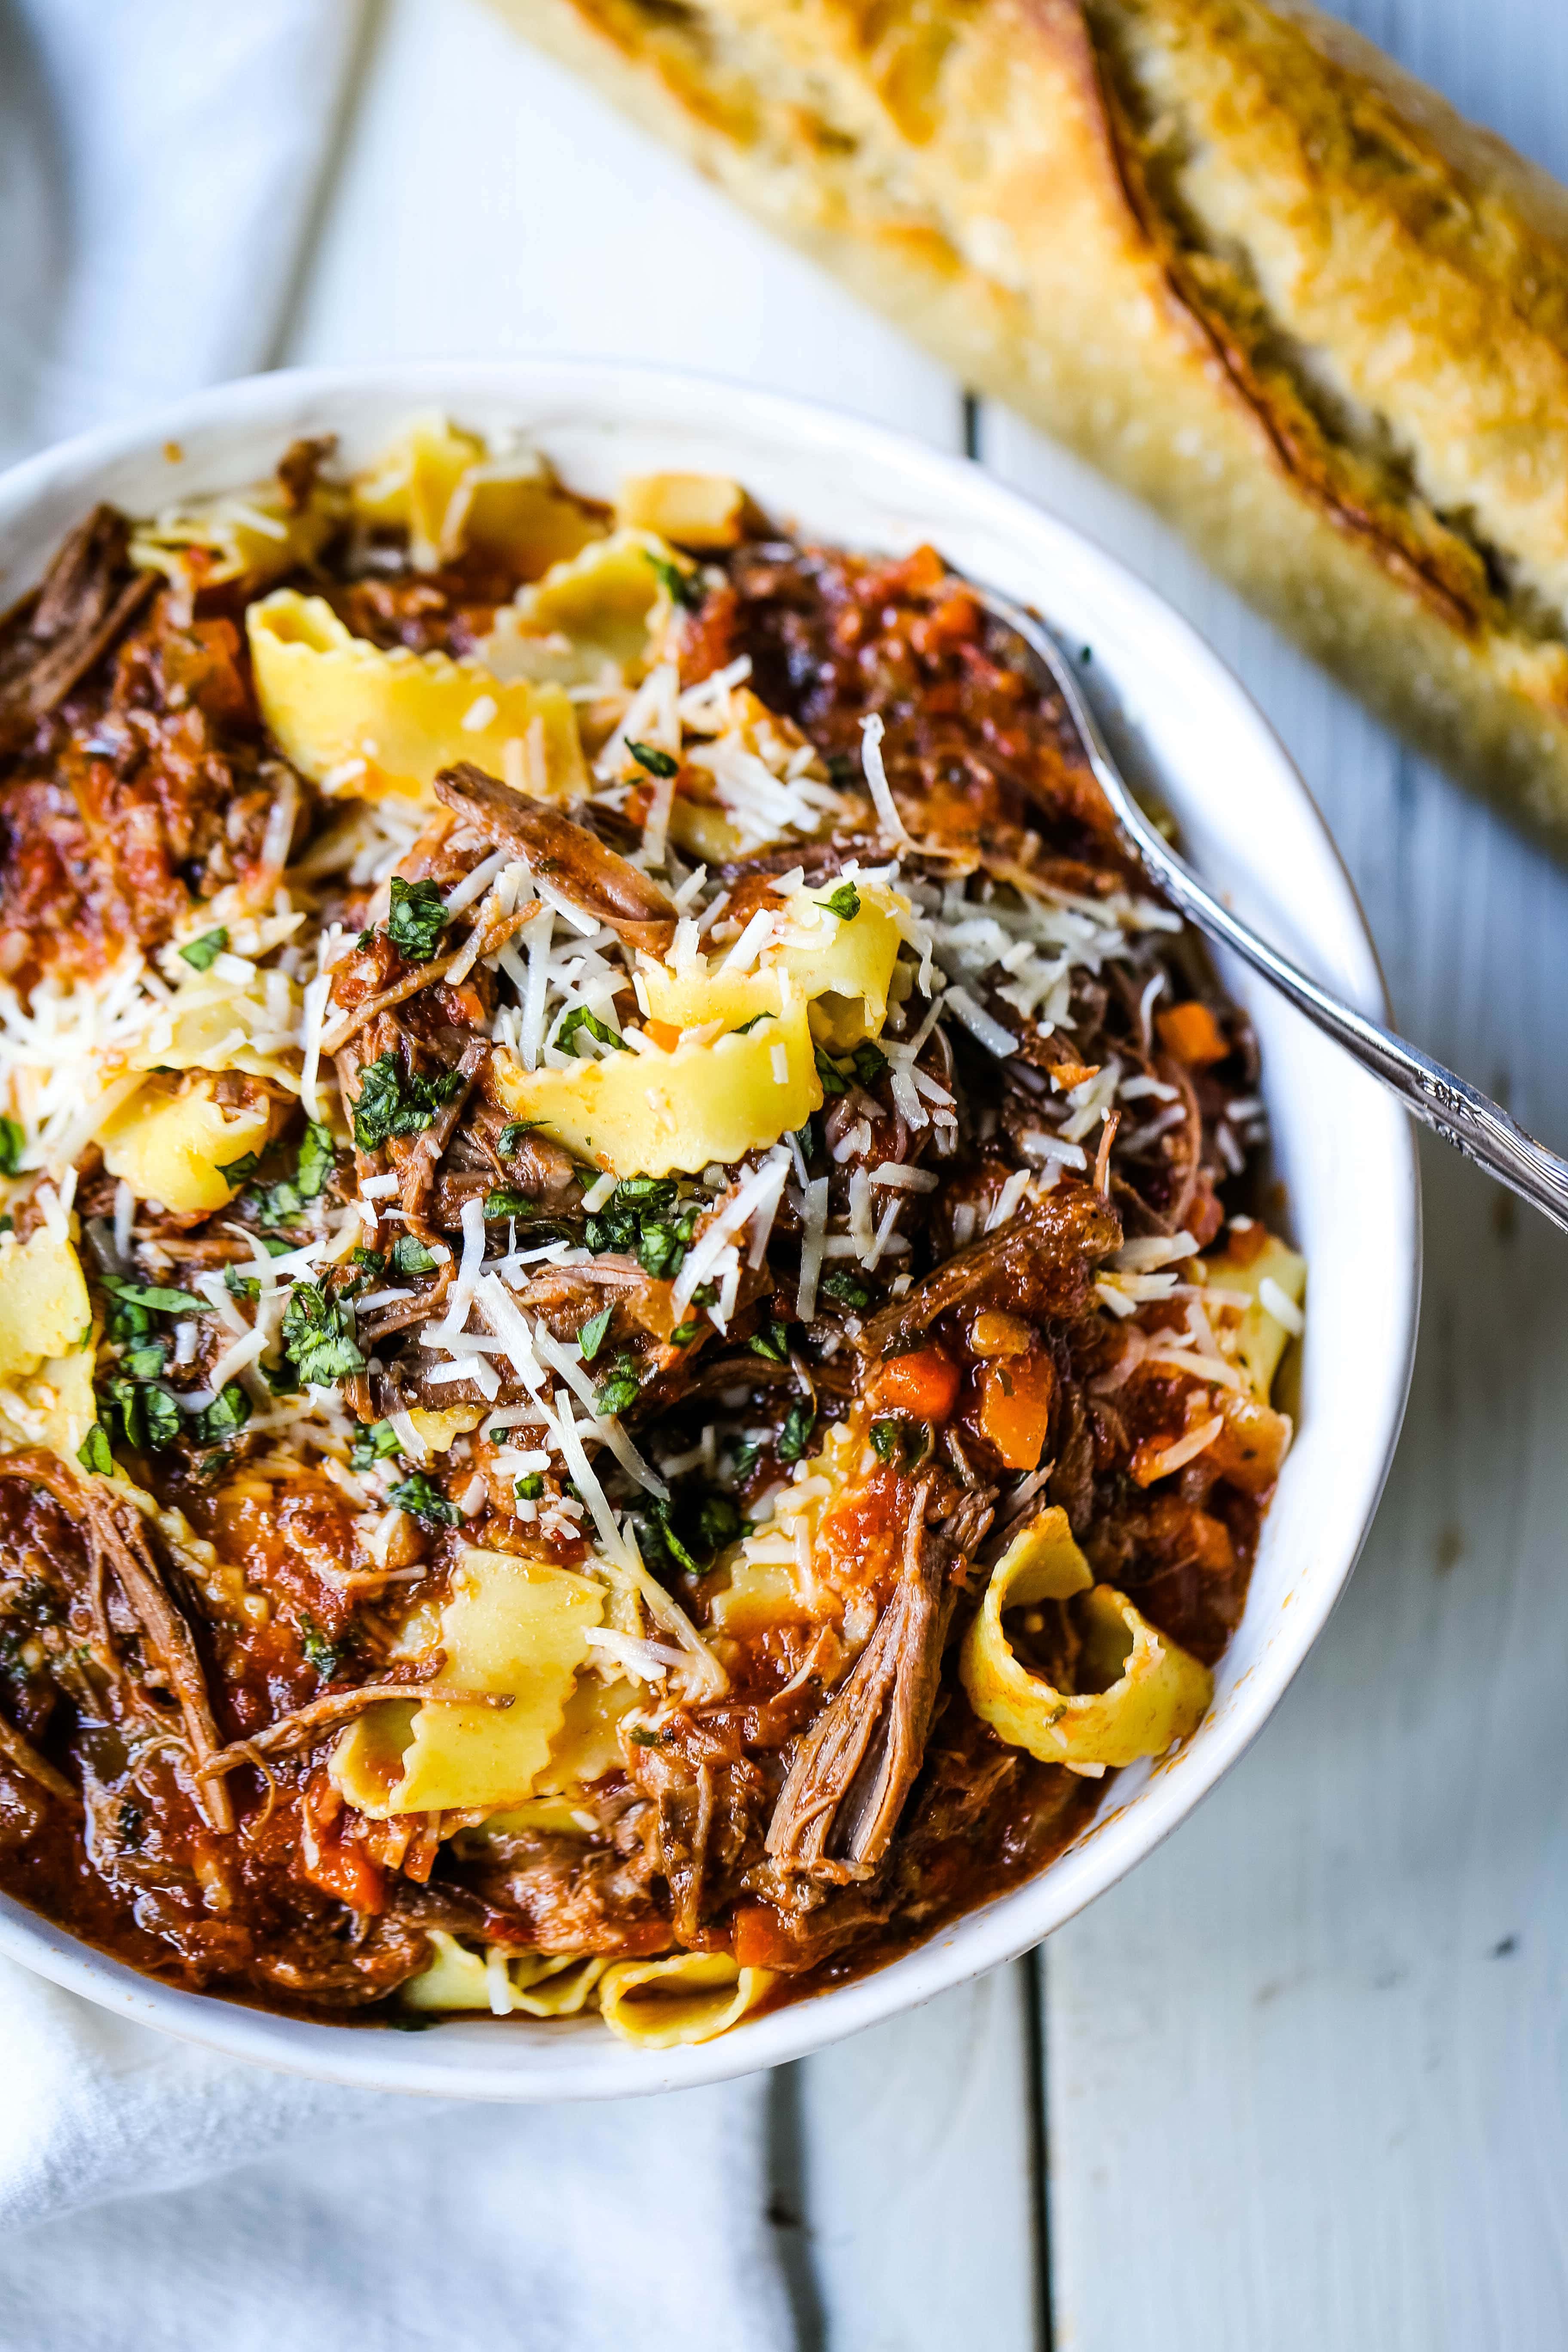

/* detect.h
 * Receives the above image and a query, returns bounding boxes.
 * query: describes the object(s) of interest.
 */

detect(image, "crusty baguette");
[485,0,1568,849]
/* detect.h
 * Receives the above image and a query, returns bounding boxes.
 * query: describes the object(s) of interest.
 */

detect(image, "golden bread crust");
[487,0,1568,845]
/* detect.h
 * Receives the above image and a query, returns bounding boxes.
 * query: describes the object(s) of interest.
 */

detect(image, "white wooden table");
[283,4,1568,2338]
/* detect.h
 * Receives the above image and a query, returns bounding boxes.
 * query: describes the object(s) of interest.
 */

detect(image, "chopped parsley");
[351,1054,464,1152]
[627,741,678,779]
[178,926,228,971]
[553,1007,628,1058]
[281,1282,366,1388]
[0,1118,25,1177]
[496,1120,538,1157]
[386,876,449,962]
[818,881,861,921]
[350,1419,403,1472]
[870,1418,904,1464]
[388,1471,459,1528]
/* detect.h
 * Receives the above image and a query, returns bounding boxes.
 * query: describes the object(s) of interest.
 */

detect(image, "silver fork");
[978,588,1568,1237]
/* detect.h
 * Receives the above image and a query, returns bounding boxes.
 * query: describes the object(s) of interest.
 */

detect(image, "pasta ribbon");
[331,1550,604,1816]
[960,1507,1213,1770]
[1207,1232,1308,1401]
[246,589,586,802]
[491,998,820,1176]
[401,1932,609,2018]
[617,471,745,549]
[0,1228,96,1464]
[131,481,342,590]
[597,1952,776,2047]
[639,880,905,1051]
[99,1079,274,1217]
[490,530,687,688]
[351,412,606,576]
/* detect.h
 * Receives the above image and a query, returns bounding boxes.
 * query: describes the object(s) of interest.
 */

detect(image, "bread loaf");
[486,0,1568,849]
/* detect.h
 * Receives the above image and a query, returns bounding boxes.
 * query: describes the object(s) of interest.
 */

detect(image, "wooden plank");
[283,11,1044,2352]
[979,4,1568,2343]
[781,1965,1042,2352]
[282,0,958,445]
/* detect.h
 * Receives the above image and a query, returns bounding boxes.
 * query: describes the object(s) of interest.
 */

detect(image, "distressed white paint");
[284,0,1568,2339]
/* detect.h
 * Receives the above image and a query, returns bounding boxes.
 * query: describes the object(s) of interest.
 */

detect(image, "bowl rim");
[0,357,1421,2098]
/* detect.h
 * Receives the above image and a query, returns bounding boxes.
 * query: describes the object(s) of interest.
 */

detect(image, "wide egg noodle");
[331,1550,604,1817]
[350,411,607,577]
[99,1080,275,1218]
[130,478,344,591]
[246,589,587,802]
[491,998,821,1177]
[1206,1231,1308,1400]
[401,1933,608,2018]
[596,1952,776,2048]
[0,1228,97,1464]
[639,881,905,1051]
[486,530,689,689]
[960,1506,1214,1769]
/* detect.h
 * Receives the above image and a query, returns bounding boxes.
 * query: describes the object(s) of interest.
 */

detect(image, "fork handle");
[1130,815,1568,1237]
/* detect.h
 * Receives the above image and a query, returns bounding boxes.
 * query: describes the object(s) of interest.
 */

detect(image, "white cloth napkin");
[0,7,792,2342]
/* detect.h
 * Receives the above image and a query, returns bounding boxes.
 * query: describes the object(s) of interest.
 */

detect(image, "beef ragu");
[0,422,1304,2045]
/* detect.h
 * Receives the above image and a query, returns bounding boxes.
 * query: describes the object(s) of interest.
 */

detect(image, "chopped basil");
[515,1472,545,1501]
[351,1053,464,1152]
[554,1006,628,1058]
[577,1306,613,1363]
[297,1612,340,1677]
[0,1118,25,1177]
[281,1282,366,1387]
[496,1120,538,1157]
[388,1470,459,1528]
[821,1269,872,1309]
[386,876,448,962]
[668,1318,701,1347]
[119,1340,168,1379]
[748,1320,790,1363]
[777,1402,816,1462]
[818,882,861,921]
[196,1384,252,1445]
[350,1419,403,1472]
[813,1044,850,1097]
[594,1356,642,1419]
[100,1277,205,1315]
[627,740,678,780]
[390,1234,438,1277]
[484,1188,534,1220]
[77,1423,114,1476]
[178,927,228,971]
[645,551,703,611]
[851,1041,889,1087]
[217,1150,260,1189]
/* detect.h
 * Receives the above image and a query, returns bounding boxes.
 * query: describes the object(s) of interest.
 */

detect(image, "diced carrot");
[1156,1000,1229,1066]
[977,1353,1057,1471]
[733,1903,796,1970]
[644,1019,683,1052]
[300,1830,386,1914]
[875,1344,962,1423]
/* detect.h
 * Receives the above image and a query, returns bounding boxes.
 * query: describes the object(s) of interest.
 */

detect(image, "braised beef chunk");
[0,441,1290,2028]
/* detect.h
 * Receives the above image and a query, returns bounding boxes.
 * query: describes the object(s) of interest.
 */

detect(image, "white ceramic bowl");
[0,361,1419,2098]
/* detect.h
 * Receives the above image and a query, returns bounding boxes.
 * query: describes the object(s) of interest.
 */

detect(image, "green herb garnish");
[578,1306,613,1363]
[0,1118,25,1177]
[350,1419,403,1472]
[627,741,678,779]
[484,1188,534,1221]
[496,1120,538,1157]
[813,1044,850,1097]
[646,551,703,611]
[298,1611,340,1676]
[77,1423,114,1476]
[554,1007,628,1059]
[821,1270,872,1309]
[351,1054,464,1152]
[748,1320,790,1363]
[818,882,861,921]
[178,927,228,971]
[100,1277,205,1316]
[387,876,449,962]
[281,1282,366,1388]
[777,1402,816,1463]
[388,1470,460,1528]
[390,1234,438,1277]
[515,1472,545,1501]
